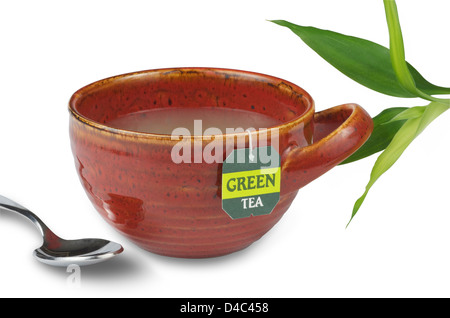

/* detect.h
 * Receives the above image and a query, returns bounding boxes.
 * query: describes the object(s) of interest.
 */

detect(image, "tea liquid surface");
[106,107,282,135]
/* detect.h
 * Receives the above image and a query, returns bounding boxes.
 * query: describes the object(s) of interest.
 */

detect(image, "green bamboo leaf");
[409,66,450,96]
[416,101,449,135]
[383,0,438,102]
[384,0,419,97]
[347,101,449,226]
[381,106,426,124]
[270,20,450,98]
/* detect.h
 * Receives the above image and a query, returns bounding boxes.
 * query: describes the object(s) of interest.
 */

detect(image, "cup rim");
[68,67,315,140]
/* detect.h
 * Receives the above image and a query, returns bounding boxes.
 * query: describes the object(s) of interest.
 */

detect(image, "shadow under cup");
[68,68,372,258]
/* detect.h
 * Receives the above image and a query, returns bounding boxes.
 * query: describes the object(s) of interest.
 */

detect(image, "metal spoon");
[0,194,124,267]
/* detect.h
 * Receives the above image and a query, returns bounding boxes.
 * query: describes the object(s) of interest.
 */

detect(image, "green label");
[222,146,280,219]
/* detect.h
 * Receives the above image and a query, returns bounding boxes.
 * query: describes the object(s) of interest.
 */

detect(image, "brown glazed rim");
[68,67,316,141]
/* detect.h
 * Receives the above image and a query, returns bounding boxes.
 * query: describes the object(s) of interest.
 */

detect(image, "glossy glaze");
[69,68,373,258]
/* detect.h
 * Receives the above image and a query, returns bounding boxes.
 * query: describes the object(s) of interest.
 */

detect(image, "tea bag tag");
[221,143,281,220]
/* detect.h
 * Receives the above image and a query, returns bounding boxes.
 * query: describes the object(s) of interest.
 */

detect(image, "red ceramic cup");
[69,68,373,258]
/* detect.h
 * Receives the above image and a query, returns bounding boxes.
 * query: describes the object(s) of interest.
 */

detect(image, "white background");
[0,0,449,298]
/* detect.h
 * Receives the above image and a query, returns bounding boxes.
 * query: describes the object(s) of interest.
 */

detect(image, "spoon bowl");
[34,239,124,267]
[0,195,123,267]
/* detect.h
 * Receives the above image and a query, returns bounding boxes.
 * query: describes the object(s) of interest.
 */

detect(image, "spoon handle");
[0,194,53,238]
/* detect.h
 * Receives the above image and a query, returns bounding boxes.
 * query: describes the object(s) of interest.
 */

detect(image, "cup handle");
[281,103,373,194]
